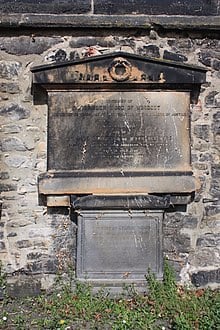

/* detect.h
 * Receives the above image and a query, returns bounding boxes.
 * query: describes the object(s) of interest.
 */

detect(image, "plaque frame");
[76,210,163,284]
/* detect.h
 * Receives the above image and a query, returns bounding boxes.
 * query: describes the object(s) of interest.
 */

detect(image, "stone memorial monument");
[31,52,206,289]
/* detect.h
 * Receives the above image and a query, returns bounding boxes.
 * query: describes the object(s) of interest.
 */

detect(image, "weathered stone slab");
[72,194,170,210]
[76,211,163,282]
[94,0,219,16]
[38,173,195,195]
[0,0,91,14]
[0,37,63,55]
[48,91,191,171]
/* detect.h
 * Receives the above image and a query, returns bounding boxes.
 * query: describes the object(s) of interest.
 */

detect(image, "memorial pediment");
[32,51,206,87]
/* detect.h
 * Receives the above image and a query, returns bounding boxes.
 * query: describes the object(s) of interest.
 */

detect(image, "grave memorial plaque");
[77,211,163,282]
[32,52,206,198]
[32,53,206,287]
[48,91,190,171]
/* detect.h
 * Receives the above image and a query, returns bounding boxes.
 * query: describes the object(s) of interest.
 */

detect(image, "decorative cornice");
[0,14,219,31]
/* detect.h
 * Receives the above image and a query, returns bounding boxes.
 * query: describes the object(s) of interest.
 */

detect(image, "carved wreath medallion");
[108,57,132,82]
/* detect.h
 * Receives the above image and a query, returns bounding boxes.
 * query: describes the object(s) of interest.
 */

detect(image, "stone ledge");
[0,14,219,31]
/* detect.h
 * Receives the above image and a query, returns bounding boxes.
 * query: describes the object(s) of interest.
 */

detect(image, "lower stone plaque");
[76,210,163,285]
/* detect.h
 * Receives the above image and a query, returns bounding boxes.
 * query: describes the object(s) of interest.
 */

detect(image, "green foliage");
[146,261,220,329]
[0,262,219,329]
[0,262,6,288]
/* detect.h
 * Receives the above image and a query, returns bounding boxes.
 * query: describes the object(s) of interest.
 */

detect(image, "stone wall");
[0,3,220,293]
[0,0,219,15]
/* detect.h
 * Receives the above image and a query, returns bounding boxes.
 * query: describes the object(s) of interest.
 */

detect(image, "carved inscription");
[48,91,190,171]
[77,211,163,280]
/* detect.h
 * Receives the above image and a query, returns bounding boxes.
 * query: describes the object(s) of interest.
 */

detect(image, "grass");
[0,262,219,329]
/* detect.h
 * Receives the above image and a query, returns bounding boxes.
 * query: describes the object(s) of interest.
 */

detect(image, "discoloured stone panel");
[48,91,191,172]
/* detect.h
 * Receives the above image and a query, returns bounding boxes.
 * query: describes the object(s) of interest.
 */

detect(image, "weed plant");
[0,262,219,329]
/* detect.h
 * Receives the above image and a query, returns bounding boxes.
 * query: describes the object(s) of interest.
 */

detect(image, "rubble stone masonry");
[0,1,219,294]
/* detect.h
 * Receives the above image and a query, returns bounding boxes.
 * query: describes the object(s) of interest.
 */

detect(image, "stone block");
[164,233,191,253]
[213,135,220,151]
[1,124,21,134]
[0,241,6,250]
[196,39,219,50]
[194,141,210,152]
[194,124,210,142]
[7,218,31,228]
[189,248,220,268]
[26,261,43,273]
[167,38,193,49]
[27,252,44,260]
[191,268,220,287]
[1,137,26,152]
[164,212,198,229]
[212,164,220,178]
[94,0,219,15]
[205,205,220,217]
[26,255,57,274]
[0,184,17,193]
[193,163,208,171]
[7,277,41,297]
[0,36,63,55]
[212,112,220,135]
[163,50,188,62]
[212,59,220,71]
[197,233,220,247]
[0,0,91,14]
[199,153,212,162]
[210,179,220,197]
[7,232,17,237]
[199,51,212,66]
[0,172,9,180]
[0,61,21,79]
[69,36,117,48]
[44,259,59,273]
[4,155,29,168]
[0,103,30,120]
[0,82,20,94]
[214,93,220,107]
[191,153,198,162]
[15,240,32,248]
[0,288,4,300]
[205,91,219,107]
[140,45,160,58]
